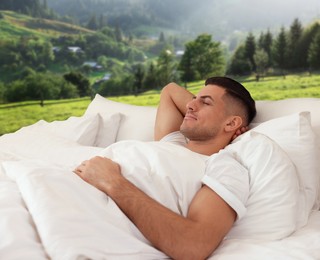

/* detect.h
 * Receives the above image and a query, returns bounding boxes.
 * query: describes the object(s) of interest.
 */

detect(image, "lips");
[184,113,197,120]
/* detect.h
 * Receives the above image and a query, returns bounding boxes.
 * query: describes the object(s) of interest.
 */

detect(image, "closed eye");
[192,95,214,105]
[201,97,213,105]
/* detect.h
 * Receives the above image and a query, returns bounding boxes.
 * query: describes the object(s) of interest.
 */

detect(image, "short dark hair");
[205,76,256,123]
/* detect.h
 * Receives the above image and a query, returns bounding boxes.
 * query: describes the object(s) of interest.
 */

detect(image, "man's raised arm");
[154,82,194,141]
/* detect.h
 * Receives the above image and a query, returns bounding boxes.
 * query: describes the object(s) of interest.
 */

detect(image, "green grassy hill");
[0,10,93,41]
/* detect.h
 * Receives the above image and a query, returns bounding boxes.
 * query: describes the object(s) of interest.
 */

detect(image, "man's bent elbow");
[160,82,179,96]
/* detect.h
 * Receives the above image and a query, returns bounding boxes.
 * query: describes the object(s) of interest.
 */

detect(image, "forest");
[0,0,320,105]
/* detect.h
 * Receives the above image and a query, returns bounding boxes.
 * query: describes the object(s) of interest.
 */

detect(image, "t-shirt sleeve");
[202,150,249,220]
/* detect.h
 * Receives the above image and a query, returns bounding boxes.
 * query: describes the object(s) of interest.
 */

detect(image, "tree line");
[83,33,225,97]
[0,0,56,19]
[228,18,320,78]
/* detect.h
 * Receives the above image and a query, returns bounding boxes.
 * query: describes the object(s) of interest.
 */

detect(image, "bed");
[0,93,319,259]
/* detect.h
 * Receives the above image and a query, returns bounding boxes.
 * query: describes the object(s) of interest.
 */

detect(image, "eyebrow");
[197,95,214,101]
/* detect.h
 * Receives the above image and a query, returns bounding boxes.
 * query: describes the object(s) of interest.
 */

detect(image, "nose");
[186,98,197,111]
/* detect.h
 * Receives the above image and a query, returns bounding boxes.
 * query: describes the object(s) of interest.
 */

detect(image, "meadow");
[1,73,319,135]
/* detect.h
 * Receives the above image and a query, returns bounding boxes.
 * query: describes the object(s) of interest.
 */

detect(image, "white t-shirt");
[161,131,249,220]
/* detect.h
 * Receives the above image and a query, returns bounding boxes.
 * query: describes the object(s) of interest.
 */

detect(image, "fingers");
[73,165,83,175]
[73,160,88,175]
[81,160,88,166]
[73,157,105,176]
[231,125,250,141]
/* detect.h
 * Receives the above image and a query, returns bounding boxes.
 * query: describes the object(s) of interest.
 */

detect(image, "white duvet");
[0,130,206,259]
[1,128,320,259]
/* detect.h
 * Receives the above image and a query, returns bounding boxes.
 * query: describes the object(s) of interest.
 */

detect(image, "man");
[74,76,256,259]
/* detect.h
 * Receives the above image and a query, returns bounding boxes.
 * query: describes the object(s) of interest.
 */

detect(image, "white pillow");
[94,113,122,148]
[19,114,100,146]
[0,130,102,169]
[254,98,320,137]
[85,94,157,142]
[225,131,300,240]
[251,112,320,226]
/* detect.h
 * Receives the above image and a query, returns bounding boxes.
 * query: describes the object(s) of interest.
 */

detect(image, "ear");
[224,116,243,132]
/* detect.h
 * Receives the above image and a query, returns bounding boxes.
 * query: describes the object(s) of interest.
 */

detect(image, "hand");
[231,126,249,141]
[73,156,122,194]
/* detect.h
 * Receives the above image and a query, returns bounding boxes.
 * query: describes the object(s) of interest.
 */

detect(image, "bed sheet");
[211,210,320,260]
[0,123,320,259]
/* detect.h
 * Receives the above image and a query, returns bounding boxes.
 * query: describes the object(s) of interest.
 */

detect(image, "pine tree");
[244,32,256,72]
[179,47,196,82]
[159,32,165,43]
[143,62,157,90]
[262,29,273,67]
[288,18,303,69]
[257,30,273,68]
[308,31,320,70]
[114,25,123,42]
[87,14,98,30]
[133,64,145,94]
[295,23,320,70]
[273,27,288,77]
[228,45,251,75]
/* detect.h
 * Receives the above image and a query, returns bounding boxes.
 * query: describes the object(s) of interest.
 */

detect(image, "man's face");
[180,85,228,141]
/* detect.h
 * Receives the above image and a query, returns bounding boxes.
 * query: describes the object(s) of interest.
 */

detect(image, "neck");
[185,138,230,156]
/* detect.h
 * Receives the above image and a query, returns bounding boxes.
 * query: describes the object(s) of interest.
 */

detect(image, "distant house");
[82,61,103,70]
[102,73,111,80]
[94,73,111,84]
[175,50,185,57]
[51,46,84,55]
[68,46,83,53]
[52,46,61,53]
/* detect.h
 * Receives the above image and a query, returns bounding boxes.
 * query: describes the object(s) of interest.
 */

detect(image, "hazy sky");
[227,0,319,29]
[166,0,318,46]
[187,0,320,34]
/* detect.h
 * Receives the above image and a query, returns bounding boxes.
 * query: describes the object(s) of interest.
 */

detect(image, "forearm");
[74,157,234,259]
[154,82,194,141]
[104,176,214,260]
[161,82,193,115]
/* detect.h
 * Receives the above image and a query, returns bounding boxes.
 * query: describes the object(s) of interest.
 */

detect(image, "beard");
[180,123,220,141]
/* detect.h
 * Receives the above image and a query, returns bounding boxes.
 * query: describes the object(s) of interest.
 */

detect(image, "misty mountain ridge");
[46,0,320,42]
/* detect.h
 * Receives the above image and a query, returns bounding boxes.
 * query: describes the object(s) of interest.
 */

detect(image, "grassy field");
[0,73,319,135]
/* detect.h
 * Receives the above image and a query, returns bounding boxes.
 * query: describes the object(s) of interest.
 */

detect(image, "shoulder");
[203,149,249,220]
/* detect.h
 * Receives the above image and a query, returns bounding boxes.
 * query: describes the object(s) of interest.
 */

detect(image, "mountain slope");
[0,10,93,41]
